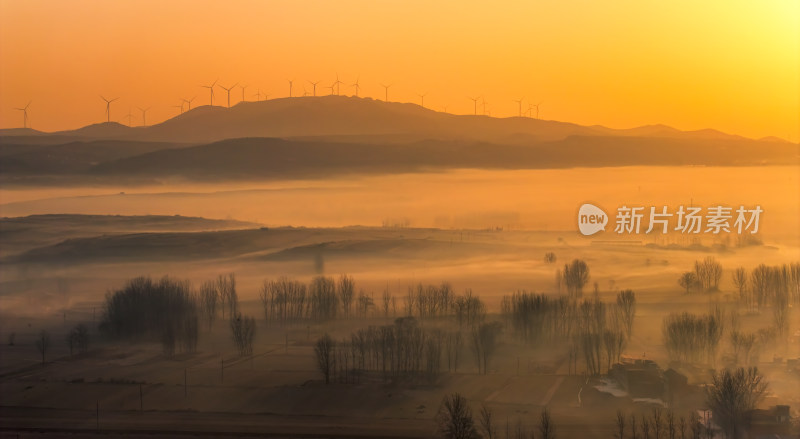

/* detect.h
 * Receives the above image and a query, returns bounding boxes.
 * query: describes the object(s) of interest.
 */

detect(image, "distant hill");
[0,134,794,186]
[84,136,798,182]
[0,140,188,175]
[0,214,260,257]
[0,97,796,185]
[1,96,782,145]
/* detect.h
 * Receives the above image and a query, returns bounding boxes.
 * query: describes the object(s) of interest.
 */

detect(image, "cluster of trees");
[662,310,724,364]
[100,276,200,356]
[614,408,707,439]
[678,257,723,293]
[403,282,456,319]
[230,312,256,356]
[436,393,555,439]
[611,367,768,439]
[259,275,488,327]
[501,289,635,375]
[728,326,777,367]
[706,367,767,439]
[259,275,374,325]
[198,274,238,328]
[733,263,798,334]
[314,317,466,384]
[557,259,590,298]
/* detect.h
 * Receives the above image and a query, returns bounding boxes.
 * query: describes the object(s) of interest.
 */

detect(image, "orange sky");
[0,0,798,140]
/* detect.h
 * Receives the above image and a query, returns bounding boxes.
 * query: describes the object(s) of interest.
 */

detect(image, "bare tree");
[706,367,767,439]
[666,410,675,439]
[678,272,698,294]
[382,287,392,318]
[229,312,255,356]
[35,330,50,364]
[314,333,335,384]
[66,323,89,355]
[217,273,238,319]
[555,268,562,294]
[436,393,479,439]
[689,412,702,439]
[471,322,501,374]
[539,407,555,439]
[652,408,663,439]
[641,414,651,439]
[478,404,496,439]
[616,290,636,337]
[615,410,626,439]
[563,259,590,298]
[199,280,219,329]
[731,267,748,306]
[694,257,722,292]
[338,274,355,318]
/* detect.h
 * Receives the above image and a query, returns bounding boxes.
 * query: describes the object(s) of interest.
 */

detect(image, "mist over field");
[0,96,798,439]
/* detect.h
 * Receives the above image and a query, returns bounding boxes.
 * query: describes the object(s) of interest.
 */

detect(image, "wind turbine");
[138,107,150,127]
[533,101,542,119]
[326,84,335,95]
[255,89,262,101]
[333,73,343,96]
[173,104,184,115]
[302,85,309,97]
[218,82,238,108]
[513,97,524,117]
[287,79,294,97]
[183,96,196,111]
[240,84,248,102]
[124,108,134,126]
[308,80,320,97]
[481,97,489,115]
[468,96,479,115]
[201,79,217,106]
[14,101,31,128]
[418,92,427,108]
[100,95,119,123]
[351,77,360,97]
[380,83,392,102]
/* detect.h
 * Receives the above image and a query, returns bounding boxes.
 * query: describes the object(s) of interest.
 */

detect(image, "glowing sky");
[0,0,798,140]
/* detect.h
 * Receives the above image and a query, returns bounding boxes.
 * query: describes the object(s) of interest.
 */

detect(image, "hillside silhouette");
[2,96,789,145]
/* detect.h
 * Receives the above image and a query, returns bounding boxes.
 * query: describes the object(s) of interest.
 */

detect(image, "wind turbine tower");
[309,80,320,97]
[513,97,524,117]
[14,102,31,129]
[138,107,150,127]
[202,79,217,106]
[184,96,196,111]
[101,95,119,123]
[333,73,343,96]
[380,83,392,102]
[218,83,238,108]
[468,96,479,115]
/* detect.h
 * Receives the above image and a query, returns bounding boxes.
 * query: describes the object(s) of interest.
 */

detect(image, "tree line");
[501,286,635,376]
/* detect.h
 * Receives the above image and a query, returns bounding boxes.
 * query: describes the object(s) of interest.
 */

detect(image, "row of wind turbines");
[13,75,544,128]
